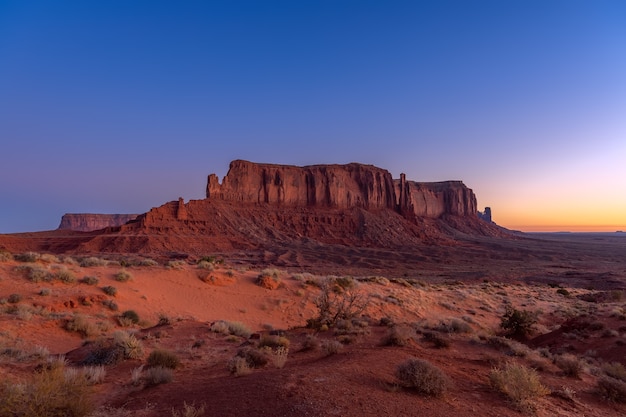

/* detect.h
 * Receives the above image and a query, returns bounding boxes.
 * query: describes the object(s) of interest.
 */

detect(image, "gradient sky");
[1,1,625,233]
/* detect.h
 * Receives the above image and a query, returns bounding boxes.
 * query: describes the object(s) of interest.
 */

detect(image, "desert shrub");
[556,288,570,297]
[437,318,472,334]
[171,402,206,417]
[167,260,187,269]
[147,349,180,369]
[81,341,123,366]
[210,320,230,334]
[602,362,626,382]
[395,358,450,396]
[131,365,144,386]
[80,276,99,285]
[500,306,538,338]
[227,321,252,338]
[258,334,290,349]
[102,286,117,296]
[114,270,132,282]
[268,346,289,369]
[197,261,215,271]
[138,258,158,267]
[423,331,450,349]
[14,252,41,262]
[596,376,626,403]
[157,313,171,326]
[235,347,269,368]
[54,268,76,283]
[228,356,252,376]
[7,293,22,304]
[145,366,173,385]
[80,365,107,385]
[489,362,550,412]
[301,334,321,351]
[334,276,356,290]
[16,264,51,282]
[308,278,369,329]
[0,362,93,416]
[65,314,99,338]
[102,299,119,311]
[0,251,13,262]
[384,325,415,346]
[554,354,583,378]
[79,257,108,267]
[39,253,61,263]
[321,339,343,356]
[120,310,140,324]
[113,331,144,359]
[39,288,51,296]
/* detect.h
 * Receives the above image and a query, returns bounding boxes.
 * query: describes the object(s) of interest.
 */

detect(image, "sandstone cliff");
[58,214,139,232]
[207,160,478,220]
[207,160,396,210]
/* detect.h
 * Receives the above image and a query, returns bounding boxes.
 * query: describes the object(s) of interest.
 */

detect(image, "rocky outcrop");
[58,214,139,232]
[478,207,492,223]
[207,160,478,219]
[394,179,477,218]
[207,160,396,210]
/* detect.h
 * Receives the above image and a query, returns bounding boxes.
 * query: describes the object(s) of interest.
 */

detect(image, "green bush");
[120,310,140,324]
[147,349,180,369]
[500,306,538,338]
[396,358,450,396]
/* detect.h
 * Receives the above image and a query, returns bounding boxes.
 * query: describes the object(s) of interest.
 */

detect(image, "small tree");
[307,278,369,329]
[500,306,538,338]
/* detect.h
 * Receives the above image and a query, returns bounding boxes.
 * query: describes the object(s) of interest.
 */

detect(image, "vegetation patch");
[395,358,450,396]
[489,362,550,412]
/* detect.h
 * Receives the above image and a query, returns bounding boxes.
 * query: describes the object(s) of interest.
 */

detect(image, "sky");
[1,0,625,233]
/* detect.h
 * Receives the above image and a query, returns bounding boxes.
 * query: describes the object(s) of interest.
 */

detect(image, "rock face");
[207,160,396,210]
[207,160,478,219]
[58,214,139,232]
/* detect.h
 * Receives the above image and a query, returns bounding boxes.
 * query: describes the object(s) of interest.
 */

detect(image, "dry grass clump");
[301,334,321,351]
[147,349,180,369]
[228,356,252,376]
[0,361,93,416]
[321,339,343,356]
[145,366,173,385]
[14,252,41,262]
[210,320,252,338]
[114,270,132,282]
[489,362,550,412]
[79,257,108,267]
[267,346,289,369]
[113,331,144,359]
[383,325,415,346]
[15,264,50,282]
[422,331,451,349]
[0,251,13,262]
[65,314,99,338]
[395,358,450,396]
[437,318,472,334]
[258,334,290,349]
[235,347,269,368]
[80,276,99,285]
[53,268,76,283]
[171,402,206,417]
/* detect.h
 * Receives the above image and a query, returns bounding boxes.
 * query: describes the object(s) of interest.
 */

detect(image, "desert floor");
[0,233,625,416]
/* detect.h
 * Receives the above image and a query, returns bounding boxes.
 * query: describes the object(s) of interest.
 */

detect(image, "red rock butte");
[0,160,505,258]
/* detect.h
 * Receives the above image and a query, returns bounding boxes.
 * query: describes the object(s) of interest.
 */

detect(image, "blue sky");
[1,1,625,232]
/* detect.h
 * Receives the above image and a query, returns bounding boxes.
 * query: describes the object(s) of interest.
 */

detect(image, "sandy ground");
[0,239,625,416]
